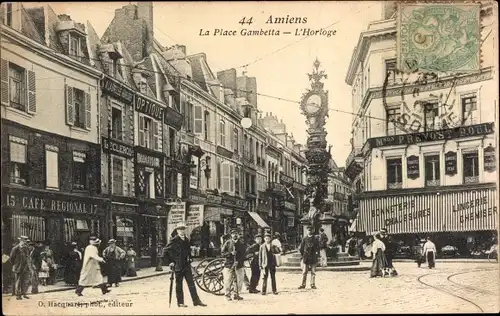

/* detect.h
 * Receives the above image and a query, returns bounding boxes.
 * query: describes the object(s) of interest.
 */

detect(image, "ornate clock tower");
[299,59,333,237]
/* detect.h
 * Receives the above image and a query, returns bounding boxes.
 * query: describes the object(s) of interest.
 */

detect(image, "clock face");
[305,94,321,114]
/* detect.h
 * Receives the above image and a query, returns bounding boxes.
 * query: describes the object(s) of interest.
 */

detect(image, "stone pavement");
[3,262,498,315]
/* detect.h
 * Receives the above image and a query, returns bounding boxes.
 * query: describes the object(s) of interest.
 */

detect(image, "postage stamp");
[397,3,481,73]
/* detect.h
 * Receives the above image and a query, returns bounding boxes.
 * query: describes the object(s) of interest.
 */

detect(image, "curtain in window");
[11,215,46,242]
[10,142,26,163]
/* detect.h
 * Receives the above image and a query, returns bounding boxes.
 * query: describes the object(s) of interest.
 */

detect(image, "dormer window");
[69,33,82,59]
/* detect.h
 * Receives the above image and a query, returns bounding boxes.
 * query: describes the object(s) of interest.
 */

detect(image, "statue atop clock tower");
[299,59,332,234]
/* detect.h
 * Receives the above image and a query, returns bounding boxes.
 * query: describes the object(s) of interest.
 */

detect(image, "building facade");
[1,3,103,269]
[345,3,498,254]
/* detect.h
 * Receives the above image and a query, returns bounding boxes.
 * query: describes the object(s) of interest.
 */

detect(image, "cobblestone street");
[3,262,498,315]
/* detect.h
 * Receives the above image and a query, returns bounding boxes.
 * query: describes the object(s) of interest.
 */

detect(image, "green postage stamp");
[397,3,481,73]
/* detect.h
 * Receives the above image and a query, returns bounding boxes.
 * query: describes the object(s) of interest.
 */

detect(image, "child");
[39,254,49,286]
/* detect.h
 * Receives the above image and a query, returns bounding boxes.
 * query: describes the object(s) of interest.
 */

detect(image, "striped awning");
[357,187,498,235]
[248,211,270,228]
[11,215,45,242]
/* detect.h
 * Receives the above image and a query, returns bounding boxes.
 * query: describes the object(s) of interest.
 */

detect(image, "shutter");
[26,70,36,114]
[222,162,229,192]
[139,115,145,147]
[194,104,202,134]
[153,120,159,150]
[84,91,91,130]
[1,59,9,106]
[230,165,234,192]
[66,85,74,126]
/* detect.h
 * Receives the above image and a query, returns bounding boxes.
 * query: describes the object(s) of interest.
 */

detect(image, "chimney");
[137,2,154,50]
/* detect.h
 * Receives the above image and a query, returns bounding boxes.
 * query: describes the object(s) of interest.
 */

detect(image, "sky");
[27,1,384,167]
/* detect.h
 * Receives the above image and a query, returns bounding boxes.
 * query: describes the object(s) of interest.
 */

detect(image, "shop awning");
[248,212,270,228]
[348,219,357,233]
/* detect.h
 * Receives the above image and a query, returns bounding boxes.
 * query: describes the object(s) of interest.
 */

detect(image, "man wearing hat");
[298,226,320,289]
[103,239,125,287]
[164,222,207,307]
[221,227,246,301]
[75,237,110,296]
[246,234,263,293]
[9,236,31,300]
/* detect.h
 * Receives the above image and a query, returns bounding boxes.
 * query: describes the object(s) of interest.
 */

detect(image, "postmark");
[381,69,474,134]
[397,3,481,73]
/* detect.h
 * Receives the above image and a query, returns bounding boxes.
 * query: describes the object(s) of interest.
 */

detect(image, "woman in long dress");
[102,239,125,287]
[125,245,137,277]
[370,233,389,278]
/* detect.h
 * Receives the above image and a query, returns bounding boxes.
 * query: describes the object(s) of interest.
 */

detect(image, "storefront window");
[139,216,155,257]
[116,216,135,247]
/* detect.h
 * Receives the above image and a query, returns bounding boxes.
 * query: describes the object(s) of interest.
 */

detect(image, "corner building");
[345,3,498,255]
[1,3,104,271]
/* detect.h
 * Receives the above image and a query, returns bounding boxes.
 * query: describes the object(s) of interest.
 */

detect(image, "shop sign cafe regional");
[5,193,98,215]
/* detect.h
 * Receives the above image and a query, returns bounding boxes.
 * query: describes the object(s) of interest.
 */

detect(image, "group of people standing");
[5,236,56,300]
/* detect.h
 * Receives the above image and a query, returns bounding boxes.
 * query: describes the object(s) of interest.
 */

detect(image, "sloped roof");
[21,5,44,45]
[85,21,103,70]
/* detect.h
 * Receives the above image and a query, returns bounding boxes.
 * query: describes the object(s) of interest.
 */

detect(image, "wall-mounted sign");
[406,155,420,180]
[136,151,161,169]
[102,137,134,158]
[445,151,458,176]
[369,123,494,148]
[185,204,204,237]
[280,173,294,186]
[5,192,100,215]
[221,194,247,209]
[164,106,184,131]
[284,201,296,210]
[135,94,165,121]
[293,181,307,191]
[216,146,233,160]
[358,187,498,234]
[101,75,134,104]
[484,146,496,172]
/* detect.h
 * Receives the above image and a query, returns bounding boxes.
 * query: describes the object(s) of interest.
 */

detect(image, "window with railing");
[425,155,440,187]
[463,151,479,183]
[9,136,28,185]
[424,101,439,131]
[387,158,402,189]
[387,107,401,136]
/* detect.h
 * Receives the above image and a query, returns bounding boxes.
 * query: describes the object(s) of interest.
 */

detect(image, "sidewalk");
[2,266,173,296]
[362,258,495,263]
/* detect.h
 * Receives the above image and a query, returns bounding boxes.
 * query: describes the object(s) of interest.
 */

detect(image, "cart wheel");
[193,258,212,293]
[202,258,225,296]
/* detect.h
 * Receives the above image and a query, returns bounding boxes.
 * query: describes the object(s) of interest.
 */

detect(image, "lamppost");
[299,59,332,236]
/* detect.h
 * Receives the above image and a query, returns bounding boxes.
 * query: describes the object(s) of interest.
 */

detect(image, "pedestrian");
[414,239,425,268]
[272,232,283,253]
[103,239,126,287]
[246,234,263,293]
[41,241,56,285]
[298,226,320,290]
[370,232,389,278]
[164,222,207,308]
[65,242,82,285]
[259,232,280,295]
[125,244,137,277]
[156,243,164,272]
[221,228,246,301]
[423,237,437,269]
[38,253,50,286]
[318,228,329,266]
[383,235,398,276]
[29,241,43,294]
[75,237,110,296]
[9,236,31,300]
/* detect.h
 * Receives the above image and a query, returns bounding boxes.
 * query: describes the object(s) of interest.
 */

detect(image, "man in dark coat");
[164,222,207,308]
[298,226,320,289]
[9,236,31,300]
[221,228,246,301]
[246,234,263,293]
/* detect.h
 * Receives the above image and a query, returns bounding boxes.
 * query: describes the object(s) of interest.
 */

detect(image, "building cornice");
[345,20,396,85]
[351,66,494,129]
[1,24,102,79]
